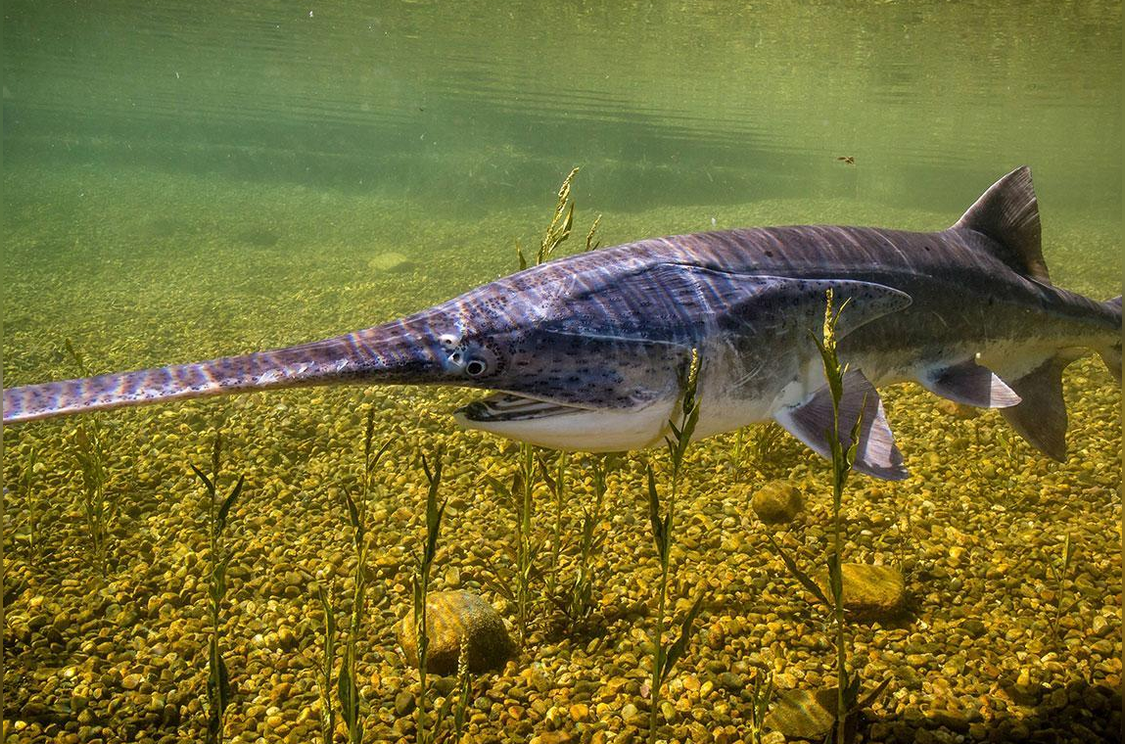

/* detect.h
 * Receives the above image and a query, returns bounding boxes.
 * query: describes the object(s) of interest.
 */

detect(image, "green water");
[4,0,1122,216]
[3,2,1121,743]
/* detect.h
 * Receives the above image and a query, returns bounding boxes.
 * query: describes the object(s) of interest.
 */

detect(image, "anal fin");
[920,358,1021,408]
[775,369,908,481]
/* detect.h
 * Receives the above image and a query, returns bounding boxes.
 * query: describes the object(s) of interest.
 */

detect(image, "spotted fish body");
[3,168,1120,480]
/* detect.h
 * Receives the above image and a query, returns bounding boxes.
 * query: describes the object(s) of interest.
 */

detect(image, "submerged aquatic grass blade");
[565,453,615,629]
[817,290,856,743]
[762,290,886,743]
[747,669,775,744]
[338,405,391,744]
[646,349,704,744]
[764,532,829,606]
[538,450,568,598]
[1047,533,1079,646]
[337,666,358,741]
[193,432,244,744]
[662,592,704,682]
[431,637,474,742]
[314,582,337,744]
[817,290,868,742]
[585,214,603,252]
[538,166,578,265]
[16,446,43,564]
[414,445,447,744]
[753,422,788,478]
[67,339,114,576]
[645,466,667,564]
[485,443,542,645]
[216,476,244,535]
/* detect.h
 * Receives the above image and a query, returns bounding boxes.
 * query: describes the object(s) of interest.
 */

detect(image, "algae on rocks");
[397,590,513,676]
[751,479,805,526]
[813,563,907,622]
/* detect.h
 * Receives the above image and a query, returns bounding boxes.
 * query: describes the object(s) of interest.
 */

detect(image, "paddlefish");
[3,167,1120,480]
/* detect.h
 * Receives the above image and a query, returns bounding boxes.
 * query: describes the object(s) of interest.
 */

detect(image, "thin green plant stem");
[1048,533,1077,647]
[747,669,775,744]
[414,447,447,744]
[516,442,536,644]
[544,450,568,598]
[485,444,540,645]
[451,637,473,738]
[315,582,337,744]
[339,407,392,744]
[67,339,113,576]
[569,454,613,627]
[812,289,862,743]
[191,433,244,744]
[17,447,41,564]
[647,349,703,744]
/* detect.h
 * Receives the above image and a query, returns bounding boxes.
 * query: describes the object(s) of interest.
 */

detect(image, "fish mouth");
[455,393,587,422]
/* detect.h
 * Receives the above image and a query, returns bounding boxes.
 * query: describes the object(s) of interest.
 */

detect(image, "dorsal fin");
[953,166,1050,285]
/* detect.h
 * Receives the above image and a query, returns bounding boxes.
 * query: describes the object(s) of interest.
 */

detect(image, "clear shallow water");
[2,2,1122,743]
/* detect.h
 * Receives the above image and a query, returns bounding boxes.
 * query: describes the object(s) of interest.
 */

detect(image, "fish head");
[442,325,685,450]
[432,319,687,447]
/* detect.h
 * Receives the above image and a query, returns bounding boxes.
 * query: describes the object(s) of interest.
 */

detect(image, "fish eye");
[465,359,488,377]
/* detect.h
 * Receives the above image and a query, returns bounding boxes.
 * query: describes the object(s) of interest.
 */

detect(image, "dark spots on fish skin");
[765,250,774,258]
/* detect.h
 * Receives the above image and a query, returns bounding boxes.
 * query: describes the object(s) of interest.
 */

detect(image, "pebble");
[394,691,415,716]
[749,480,804,525]
[396,590,513,675]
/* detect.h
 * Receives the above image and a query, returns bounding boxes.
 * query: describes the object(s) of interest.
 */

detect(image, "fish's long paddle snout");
[2,321,445,424]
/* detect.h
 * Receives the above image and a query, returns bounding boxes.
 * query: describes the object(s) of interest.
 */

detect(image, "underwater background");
[2,1,1121,743]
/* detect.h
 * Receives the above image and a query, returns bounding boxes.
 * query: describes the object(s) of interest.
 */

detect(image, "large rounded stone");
[751,480,804,525]
[397,590,513,675]
[815,563,906,621]
[765,688,837,741]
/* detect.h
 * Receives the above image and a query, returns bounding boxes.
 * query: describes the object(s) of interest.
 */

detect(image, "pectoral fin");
[775,369,908,481]
[920,358,1021,408]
